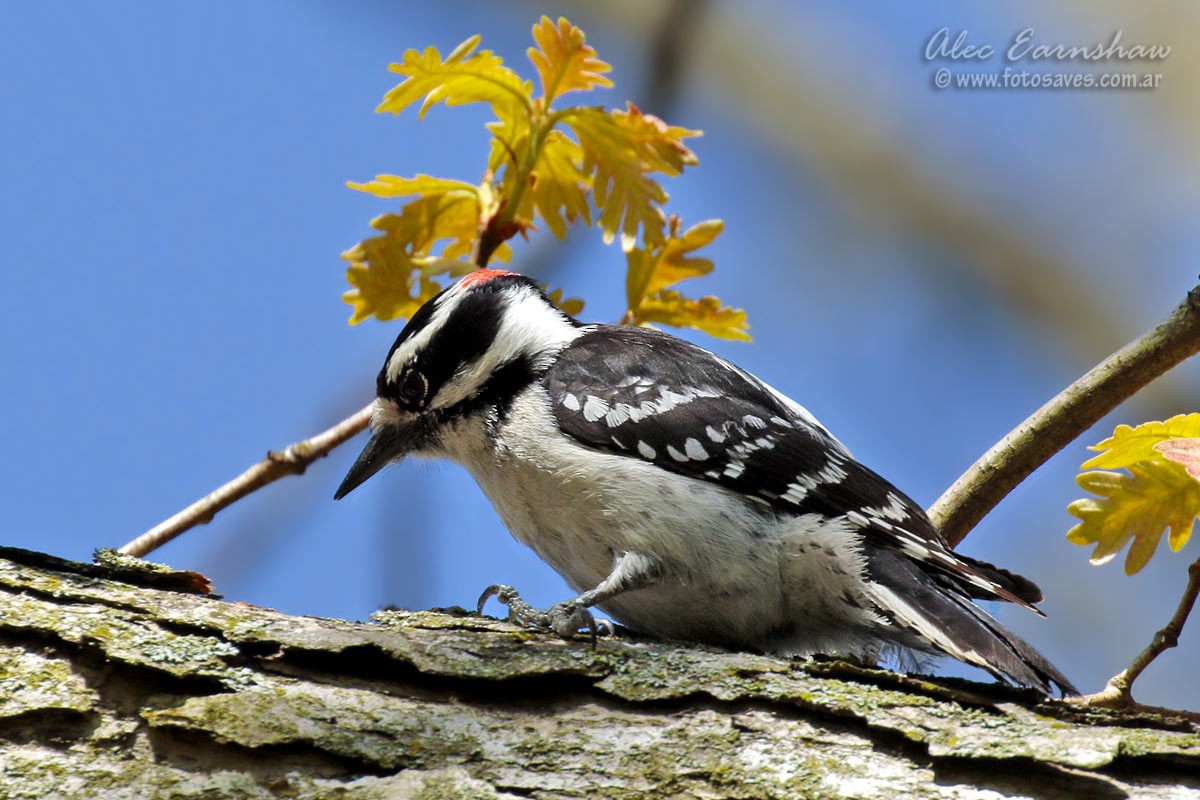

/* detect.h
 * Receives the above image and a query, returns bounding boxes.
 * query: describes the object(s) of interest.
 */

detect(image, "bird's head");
[334,269,582,499]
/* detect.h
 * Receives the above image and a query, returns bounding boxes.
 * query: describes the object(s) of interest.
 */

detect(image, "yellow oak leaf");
[626,217,723,311]
[589,159,666,252]
[378,35,532,120]
[346,174,478,200]
[370,194,479,258]
[529,130,592,239]
[341,192,513,324]
[1068,458,1200,574]
[633,289,750,342]
[417,256,478,280]
[608,102,700,176]
[527,16,613,104]
[1081,414,1200,470]
[544,287,585,318]
[486,110,531,174]
[567,105,699,250]
[342,250,437,325]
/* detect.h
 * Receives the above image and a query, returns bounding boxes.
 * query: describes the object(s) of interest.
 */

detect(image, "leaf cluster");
[341,16,746,339]
[1068,414,1200,574]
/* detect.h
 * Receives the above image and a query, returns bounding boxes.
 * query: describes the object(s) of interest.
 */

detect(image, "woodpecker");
[336,269,1075,695]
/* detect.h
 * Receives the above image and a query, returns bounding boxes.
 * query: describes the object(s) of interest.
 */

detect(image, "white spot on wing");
[782,482,809,504]
[562,393,580,411]
[817,462,848,483]
[882,492,912,521]
[666,444,688,462]
[637,441,656,459]
[605,404,631,427]
[705,425,727,443]
[627,386,720,424]
[583,395,610,422]
[845,510,871,529]
[684,438,708,460]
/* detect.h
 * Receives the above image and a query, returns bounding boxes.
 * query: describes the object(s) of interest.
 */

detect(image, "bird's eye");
[398,371,428,406]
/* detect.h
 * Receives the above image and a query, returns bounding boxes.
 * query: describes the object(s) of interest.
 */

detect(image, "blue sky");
[2,1,1197,708]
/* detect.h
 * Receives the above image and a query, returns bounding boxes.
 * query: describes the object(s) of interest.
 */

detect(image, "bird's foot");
[477,584,613,641]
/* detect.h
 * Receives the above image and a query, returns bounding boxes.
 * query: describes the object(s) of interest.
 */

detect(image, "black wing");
[545,326,1040,609]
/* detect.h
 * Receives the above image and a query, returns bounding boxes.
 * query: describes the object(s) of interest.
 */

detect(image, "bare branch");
[118,403,373,558]
[123,152,523,561]
[929,284,1200,547]
[1076,556,1200,715]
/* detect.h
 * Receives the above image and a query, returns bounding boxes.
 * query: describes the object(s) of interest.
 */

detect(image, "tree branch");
[118,404,373,558]
[3,545,1197,798]
[929,284,1200,547]
[1079,555,1200,714]
[122,180,526,560]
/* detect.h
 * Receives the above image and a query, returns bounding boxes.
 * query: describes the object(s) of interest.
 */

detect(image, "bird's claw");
[477,584,604,642]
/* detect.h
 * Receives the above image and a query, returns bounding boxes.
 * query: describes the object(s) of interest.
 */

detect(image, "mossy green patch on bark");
[0,547,1196,799]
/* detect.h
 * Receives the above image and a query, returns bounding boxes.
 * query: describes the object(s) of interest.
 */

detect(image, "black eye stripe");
[378,285,507,407]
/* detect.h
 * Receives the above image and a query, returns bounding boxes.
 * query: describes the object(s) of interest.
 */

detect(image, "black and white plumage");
[335,269,1075,695]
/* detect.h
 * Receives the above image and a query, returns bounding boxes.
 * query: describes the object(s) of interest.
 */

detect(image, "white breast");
[436,387,885,654]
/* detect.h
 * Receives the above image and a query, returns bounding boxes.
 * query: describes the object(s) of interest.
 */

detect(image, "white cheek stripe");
[385,290,463,384]
[428,287,585,410]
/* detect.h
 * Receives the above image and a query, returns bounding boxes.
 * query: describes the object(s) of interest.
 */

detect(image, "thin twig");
[118,404,374,558]
[124,184,524,560]
[1076,556,1200,712]
[929,284,1200,547]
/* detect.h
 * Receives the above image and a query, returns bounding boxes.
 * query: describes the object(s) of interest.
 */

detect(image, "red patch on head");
[458,269,519,290]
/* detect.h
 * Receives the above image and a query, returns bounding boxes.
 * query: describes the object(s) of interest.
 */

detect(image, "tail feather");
[864,549,1076,695]
[956,554,1045,605]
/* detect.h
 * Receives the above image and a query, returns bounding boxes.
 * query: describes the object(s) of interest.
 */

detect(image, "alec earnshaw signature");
[924,28,1171,64]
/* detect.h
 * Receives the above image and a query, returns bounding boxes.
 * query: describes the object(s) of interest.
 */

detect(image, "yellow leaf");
[572,112,666,249]
[527,16,613,104]
[530,130,592,239]
[626,218,723,310]
[343,253,484,326]
[1080,414,1200,469]
[417,256,478,279]
[544,287,585,318]
[567,105,699,250]
[486,109,532,174]
[341,190,515,324]
[378,35,532,120]
[346,174,478,200]
[1068,459,1200,574]
[343,256,434,325]
[609,102,700,176]
[372,194,479,258]
[592,161,666,252]
[634,289,751,342]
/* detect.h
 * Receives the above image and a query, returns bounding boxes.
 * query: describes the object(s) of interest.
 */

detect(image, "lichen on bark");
[0,546,1196,799]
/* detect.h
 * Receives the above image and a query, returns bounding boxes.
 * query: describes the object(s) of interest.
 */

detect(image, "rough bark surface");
[0,546,1196,800]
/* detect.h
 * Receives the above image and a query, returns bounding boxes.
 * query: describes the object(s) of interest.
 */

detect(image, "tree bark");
[0,547,1196,799]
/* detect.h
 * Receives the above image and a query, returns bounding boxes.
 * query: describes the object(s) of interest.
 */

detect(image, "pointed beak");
[334,423,412,500]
